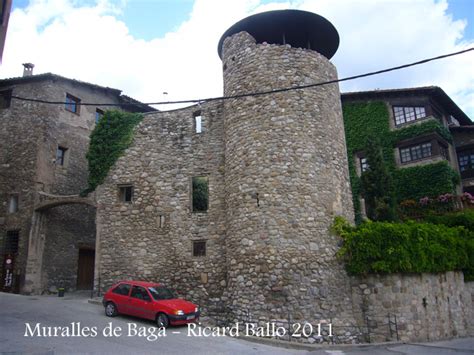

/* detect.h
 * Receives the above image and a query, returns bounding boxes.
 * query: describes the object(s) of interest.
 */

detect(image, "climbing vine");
[81,110,143,195]
[342,101,459,223]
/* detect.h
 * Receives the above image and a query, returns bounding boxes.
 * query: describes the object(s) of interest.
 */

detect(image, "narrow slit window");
[194,111,203,133]
[8,195,18,213]
[193,240,206,257]
[158,215,166,228]
[192,176,208,212]
[56,146,68,166]
[119,185,134,203]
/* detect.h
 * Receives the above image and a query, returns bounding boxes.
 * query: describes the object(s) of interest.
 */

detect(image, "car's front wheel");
[105,302,118,317]
[156,313,169,328]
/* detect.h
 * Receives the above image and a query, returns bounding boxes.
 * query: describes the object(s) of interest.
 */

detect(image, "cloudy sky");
[3,0,474,117]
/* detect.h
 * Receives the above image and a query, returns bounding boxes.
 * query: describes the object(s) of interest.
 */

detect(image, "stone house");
[0,65,155,294]
[95,10,473,342]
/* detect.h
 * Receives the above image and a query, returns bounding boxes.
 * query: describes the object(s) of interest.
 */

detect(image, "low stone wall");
[351,272,474,342]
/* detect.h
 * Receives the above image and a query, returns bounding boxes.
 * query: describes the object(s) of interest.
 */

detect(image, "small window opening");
[4,231,19,255]
[194,111,203,133]
[158,214,166,228]
[193,240,206,257]
[65,93,81,114]
[56,146,68,166]
[192,176,208,212]
[95,108,104,123]
[8,195,18,213]
[0,90,12,109]
[119,185,134,203]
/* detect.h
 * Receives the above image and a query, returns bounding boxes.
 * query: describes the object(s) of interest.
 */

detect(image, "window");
[193,240,206,257]
[8,195,18,213]
[360,157,369,173]
[192,176,208,212]
[440,145,450,160]
[158,214,166,228]
[4,231,19,254]
[0,90,12,109]
[393,106,426,126]
[112,283,131,296]
[130,285,151,301]
[65,93,80,113]
[95,109,104,123]
[56,146,68,166]
[118,185,134,203]
[194,112,203,133]
[400,142,432,163]
[458,150,474,172]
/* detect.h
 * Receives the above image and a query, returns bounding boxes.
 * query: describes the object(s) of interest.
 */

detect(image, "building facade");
[341,87,472,220]
[0,67,154,294]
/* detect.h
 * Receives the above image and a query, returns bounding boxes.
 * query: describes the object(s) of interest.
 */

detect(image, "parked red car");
[102,280,199,328]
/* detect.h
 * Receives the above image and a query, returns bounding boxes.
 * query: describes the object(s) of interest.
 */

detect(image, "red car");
[102,281,199,328]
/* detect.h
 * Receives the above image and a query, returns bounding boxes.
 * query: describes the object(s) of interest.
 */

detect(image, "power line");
[10,47,474,107]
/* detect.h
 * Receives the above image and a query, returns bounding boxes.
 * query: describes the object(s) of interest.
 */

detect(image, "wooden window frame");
[118,185,134,203]
[393,105,426,126]
[65,93,81,114]
[192,240,206,257]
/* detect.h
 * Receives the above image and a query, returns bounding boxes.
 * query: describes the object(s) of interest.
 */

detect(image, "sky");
[2,0,474,117]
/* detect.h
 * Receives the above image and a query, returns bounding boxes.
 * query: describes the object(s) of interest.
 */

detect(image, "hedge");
[333,216,473,280]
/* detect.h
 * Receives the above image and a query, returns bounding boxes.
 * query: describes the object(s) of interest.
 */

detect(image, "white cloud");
[2,0,473,117]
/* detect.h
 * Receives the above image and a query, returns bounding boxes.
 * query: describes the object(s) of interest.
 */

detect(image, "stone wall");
[351,272,474,342]
[41,204,96,292]
[221,32,355,330]
[96,102,227,304]
[0,76,121,293]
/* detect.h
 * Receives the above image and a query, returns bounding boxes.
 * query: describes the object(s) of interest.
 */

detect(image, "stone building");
[341,87,473,220]
[95,9,473,342]
[0,66,155,294]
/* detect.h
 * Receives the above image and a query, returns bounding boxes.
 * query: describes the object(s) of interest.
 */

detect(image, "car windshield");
[148,286,175,300]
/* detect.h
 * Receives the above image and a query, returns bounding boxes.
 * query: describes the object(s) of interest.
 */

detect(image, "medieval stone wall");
[96,102,227,304]
[0,77,118,293]
[220,32,355,330]
[351,272,474,342]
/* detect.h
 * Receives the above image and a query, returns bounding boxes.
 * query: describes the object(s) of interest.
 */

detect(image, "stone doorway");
[77,248,95,290]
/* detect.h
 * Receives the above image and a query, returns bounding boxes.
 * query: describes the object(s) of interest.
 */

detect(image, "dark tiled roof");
[341,86,472,126]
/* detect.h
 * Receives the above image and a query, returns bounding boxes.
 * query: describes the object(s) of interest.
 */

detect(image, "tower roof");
[218,9,339,59]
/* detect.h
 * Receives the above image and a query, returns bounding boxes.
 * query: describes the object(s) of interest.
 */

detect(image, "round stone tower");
[219,10,356,332]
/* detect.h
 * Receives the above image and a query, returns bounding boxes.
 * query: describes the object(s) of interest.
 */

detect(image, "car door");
[110,283,132,315]
[129,285,154,319]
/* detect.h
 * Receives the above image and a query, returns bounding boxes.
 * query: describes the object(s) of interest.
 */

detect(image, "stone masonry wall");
[351,272,474,342]
[97,102,227,305]
[220,31,356,337]
[1,77,119,293]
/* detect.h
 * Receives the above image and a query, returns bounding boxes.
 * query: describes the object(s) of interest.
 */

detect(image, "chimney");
[22,63,34,77]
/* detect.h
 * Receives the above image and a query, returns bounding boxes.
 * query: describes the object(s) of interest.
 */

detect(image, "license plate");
[186,315,195,320]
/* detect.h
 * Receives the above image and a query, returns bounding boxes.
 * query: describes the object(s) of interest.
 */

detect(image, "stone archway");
[23,192,96,295]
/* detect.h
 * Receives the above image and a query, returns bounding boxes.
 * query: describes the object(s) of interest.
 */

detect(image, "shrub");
[334,217,472,279]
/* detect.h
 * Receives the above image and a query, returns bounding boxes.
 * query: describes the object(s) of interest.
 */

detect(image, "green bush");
[82,110,143,195]
[333,217,472,279]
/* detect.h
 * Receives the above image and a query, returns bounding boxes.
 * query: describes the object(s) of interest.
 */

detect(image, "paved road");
[1,292,473,354]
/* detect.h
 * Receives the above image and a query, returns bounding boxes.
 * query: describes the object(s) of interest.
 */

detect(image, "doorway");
[77,249,95,290]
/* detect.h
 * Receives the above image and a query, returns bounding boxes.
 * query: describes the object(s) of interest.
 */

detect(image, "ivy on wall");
[342,101,459,223]
[81,110,143,196]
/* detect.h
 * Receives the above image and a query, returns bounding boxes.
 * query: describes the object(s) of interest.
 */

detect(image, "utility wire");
[10,47,474,107]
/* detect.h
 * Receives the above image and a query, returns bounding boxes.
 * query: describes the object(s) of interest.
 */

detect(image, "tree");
[360,136,397,221]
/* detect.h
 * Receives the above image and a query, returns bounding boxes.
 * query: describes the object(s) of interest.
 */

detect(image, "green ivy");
[333,216,472,279]
[342,102,459,223]
[81,110,143,195]
[394,161,460,201]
